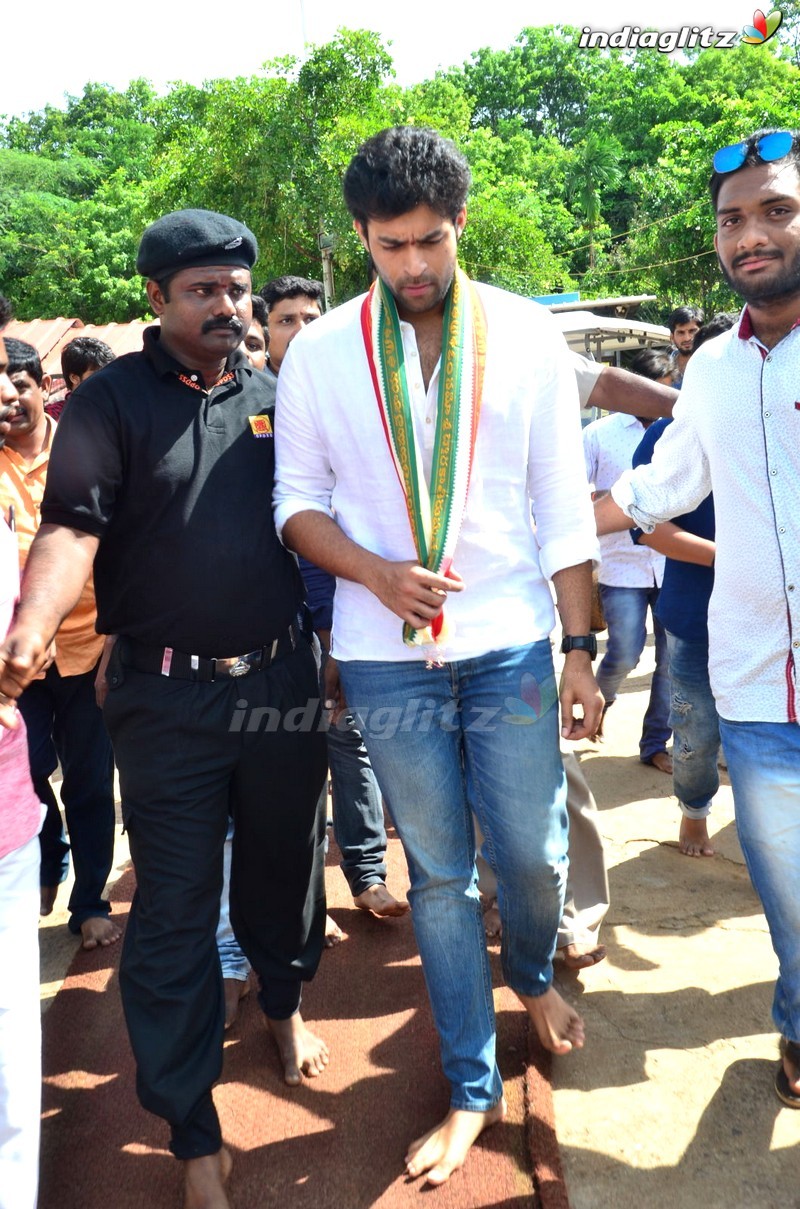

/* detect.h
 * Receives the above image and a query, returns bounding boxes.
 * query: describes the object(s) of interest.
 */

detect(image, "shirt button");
[425,417,432,424]
[190,374,198,382]
[780,527,787,533]
[409,348,418,358]
[789,585,796,592]
[764,411,771,417]
[794,641,800,649]
[766,355,772,362]
[771,469,778,475]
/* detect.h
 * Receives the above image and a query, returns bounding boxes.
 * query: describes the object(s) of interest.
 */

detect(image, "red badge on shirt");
[249,415,273,438]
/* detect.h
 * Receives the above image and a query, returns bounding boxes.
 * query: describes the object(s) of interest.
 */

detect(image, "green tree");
[566,134,623,269]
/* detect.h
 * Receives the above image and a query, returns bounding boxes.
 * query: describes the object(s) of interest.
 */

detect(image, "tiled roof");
[4,318,154,374]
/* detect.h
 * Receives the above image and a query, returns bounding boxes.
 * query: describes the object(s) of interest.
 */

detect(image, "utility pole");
[318,229,335,311]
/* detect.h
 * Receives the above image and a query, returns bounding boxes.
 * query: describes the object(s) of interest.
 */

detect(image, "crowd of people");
[0,122,798,1209]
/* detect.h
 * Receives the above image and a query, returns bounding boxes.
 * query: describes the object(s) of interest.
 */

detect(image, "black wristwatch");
[560,634,597,660]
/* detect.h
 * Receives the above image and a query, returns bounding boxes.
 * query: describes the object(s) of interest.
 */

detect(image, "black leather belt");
[120,626,297,682]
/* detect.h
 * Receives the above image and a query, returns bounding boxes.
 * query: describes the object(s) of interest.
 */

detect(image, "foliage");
[2,26,800,321]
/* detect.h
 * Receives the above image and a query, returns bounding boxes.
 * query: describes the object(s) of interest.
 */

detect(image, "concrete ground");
[38,629,800,1207]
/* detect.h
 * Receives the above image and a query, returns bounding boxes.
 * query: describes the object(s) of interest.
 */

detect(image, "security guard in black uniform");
[0,210,329,1207]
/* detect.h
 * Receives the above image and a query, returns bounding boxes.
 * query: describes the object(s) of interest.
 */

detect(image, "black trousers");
[103,634,328,1159]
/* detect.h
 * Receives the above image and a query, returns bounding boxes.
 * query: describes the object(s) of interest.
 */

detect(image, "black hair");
[4,337,43,386]
[343,126,471,227]
[250,294,269,329]
[629,348,672,382]
[667,305,704,333]
[61,336,115,386]
[691,312,737,352]
[259,276,323,311]
[0,295,12,330]
[710,128,800,210]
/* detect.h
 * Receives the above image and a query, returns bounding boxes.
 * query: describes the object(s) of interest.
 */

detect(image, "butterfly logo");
[501,672,556,725]
[742,7,783,43]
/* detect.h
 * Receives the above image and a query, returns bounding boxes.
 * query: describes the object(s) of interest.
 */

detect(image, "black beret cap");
[136,209,258,278]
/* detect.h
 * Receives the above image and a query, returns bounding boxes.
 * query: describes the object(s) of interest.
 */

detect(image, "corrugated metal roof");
[4,318,155,374]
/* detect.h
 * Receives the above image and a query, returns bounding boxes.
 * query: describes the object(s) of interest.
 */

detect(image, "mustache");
[201,316,245,335]
[732,250,781,268]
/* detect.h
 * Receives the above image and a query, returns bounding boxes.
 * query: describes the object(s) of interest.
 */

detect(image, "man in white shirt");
[583,349,672,772]
[274,126,602,1184]
[596,128,800,1110]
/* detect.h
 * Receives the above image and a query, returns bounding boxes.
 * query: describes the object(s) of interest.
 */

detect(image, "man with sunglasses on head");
[596,128,800,1111]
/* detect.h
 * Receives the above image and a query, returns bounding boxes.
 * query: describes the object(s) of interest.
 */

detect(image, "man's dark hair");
[61,336,115,386]
[343,126,471,227]
[709,128,800,209]
[692,312,737,352]
[259,276,323,311]
[667,305,704,333]
[629,348,672,382]
[250,294,269,329]
[0,295,13,330]
[4,338,43,386]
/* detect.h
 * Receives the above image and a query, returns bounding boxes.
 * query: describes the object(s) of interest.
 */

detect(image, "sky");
[0,0,772,119]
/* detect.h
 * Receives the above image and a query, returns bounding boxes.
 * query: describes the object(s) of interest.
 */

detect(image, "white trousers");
[0,831,41,1209]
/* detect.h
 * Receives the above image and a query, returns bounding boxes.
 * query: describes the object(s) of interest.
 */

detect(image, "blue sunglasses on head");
[713,130,795,174]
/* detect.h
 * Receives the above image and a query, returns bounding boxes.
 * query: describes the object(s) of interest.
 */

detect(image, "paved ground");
[38,629,800,1207]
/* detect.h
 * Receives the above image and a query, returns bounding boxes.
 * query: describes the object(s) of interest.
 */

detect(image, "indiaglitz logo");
[741,7,783,43]
[501,672,558,725]
[578,8,785,52]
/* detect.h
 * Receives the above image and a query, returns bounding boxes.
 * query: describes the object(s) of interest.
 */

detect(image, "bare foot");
[647,751,673,775]
[483,898,502,939]
[518,985,585,1054]
[405,1101,506,1185]
[80,916,123,951]
[184,1147,232,1209]
[324,913,346,948]
[40,885,58,917]
[679,816,715,857]
[224,977,250,1030]
[354,883,410,917]
[778,1038,800,1106]
[558,941,606,970]
[266,1012,329,1085]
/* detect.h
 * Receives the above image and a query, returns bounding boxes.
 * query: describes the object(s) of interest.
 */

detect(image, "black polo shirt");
[42,327,300,656]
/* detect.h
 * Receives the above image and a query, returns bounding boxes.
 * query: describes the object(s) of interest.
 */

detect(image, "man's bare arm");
[594,492,637,537]
[589,366,677,421]
[636,523,715,566]
[551,560,604,742]
[0,524,99,702]
[282,510,463,631]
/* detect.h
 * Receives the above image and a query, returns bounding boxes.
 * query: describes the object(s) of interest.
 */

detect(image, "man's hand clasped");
[0,624,52,728]
[368,560,464,630]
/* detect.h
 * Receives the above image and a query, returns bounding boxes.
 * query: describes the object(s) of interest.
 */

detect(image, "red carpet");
[40,831,568,1208]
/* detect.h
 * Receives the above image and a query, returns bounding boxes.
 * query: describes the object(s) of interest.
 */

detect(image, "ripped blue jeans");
[665,632,720,818]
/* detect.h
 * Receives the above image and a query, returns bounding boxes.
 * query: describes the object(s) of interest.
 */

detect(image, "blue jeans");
[339,640,567,1112]
[327,709,388,897]
[719,719,800,1042]
[666,632,719,819]
[18,663,115,932]
[216,819,251,981]
[597,584,671,761]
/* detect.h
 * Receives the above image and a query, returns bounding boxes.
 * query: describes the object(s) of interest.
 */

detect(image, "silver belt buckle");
[229,659,251,677]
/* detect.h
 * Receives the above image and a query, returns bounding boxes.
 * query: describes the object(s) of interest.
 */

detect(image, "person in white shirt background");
[583,348,674,774]
[596,127,800,1112]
